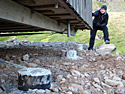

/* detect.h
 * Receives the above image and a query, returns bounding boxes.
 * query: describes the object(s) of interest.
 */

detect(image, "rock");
[66,74,72,79]
[60,78,66,84]
[99,64,105,69]
[33,59,40,64]
[101,82,111,88]
[35,89,45,94]
[56,75,63,81]
[66,50,82,60]
[8,37,18,42]
[81,90,90,94]
[116,56,123,61]
[93,78,100,83]
[9,60,14,63]
[82,43,89,50]
[113,76,121,81]
[114,88,125,94]
[67,91,73,94]
[0,88,4,93]
[5,55,10,61]
[8,90,24,94]
[117,82,124,88]
[27,89,37,94]
[92,83,102,89]
[26,63,38,68]
[45,89,51,94]
[62,62,72,66]
[70,69,81,77]
[122,74,125,80]
[105,79,123,87]
[84,73,89,77]
[50,84,58,92]
[96,34,103,40]
[116,52,121,56]
[0,79,5,83]
[68,83,83,93]
[76,43,83,51]
[23,54,30,61]
[96,44,116,56]
[78,64,89,72]
[0,63,5,68]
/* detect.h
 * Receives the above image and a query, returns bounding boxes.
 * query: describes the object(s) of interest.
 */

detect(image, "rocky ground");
[0,37,125,94]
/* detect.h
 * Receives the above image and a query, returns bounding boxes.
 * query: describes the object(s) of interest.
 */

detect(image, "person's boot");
[105,40,110,44]
[89,49,93,52]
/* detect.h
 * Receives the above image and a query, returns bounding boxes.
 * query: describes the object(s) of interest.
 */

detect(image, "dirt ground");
[0,40,125,94]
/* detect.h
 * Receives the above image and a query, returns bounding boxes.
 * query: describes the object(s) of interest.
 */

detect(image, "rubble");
[104,79,123,87]
[0,38,124,94]
[23,54,30,61]
[66,50,82,60]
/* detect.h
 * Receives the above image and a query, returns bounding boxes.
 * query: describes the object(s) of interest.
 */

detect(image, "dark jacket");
[92,10,109,27]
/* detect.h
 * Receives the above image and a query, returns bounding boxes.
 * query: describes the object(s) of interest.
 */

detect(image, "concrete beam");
[0,0,67,32]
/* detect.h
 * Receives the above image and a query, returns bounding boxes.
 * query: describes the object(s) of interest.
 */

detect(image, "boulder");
[96,44,116,56]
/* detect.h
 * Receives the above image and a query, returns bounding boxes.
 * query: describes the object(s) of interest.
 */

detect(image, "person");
[88,5,110,51]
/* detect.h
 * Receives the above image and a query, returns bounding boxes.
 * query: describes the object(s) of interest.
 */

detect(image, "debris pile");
[0,38,124,94]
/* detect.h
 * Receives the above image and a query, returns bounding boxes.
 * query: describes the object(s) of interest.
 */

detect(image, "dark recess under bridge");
[0,0,92,37]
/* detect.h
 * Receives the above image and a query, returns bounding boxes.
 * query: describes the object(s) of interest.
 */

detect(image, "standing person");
[88,5,110,51]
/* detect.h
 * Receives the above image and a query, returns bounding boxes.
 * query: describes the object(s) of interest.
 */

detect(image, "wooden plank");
[13,0,56,6]
[46,13,71,17]
[29,4,56,9]
[0,30,43,33]
[0,26,33,30]
[56,0,80,20]
[0,28,43,32]
[0,33,47,36]
[37,10,55,14]
[66,0,92,29]
[0,24,24,27]
[0,0,67,32]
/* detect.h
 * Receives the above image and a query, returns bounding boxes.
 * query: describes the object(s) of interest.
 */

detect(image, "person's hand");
[92,13,94,16]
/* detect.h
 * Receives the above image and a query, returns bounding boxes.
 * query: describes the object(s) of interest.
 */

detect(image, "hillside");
[0,1,125,55]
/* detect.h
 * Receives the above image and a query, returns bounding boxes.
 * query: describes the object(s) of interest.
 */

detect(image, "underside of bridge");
[0,0,92,36]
